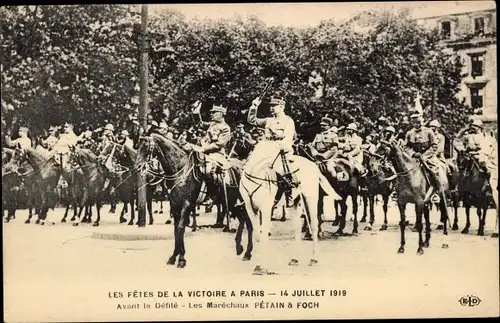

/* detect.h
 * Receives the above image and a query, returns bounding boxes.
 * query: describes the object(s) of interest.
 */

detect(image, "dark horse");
[456,151,495,236]
[379,139,451,255]
[362,150,393,231]
[3,146,60,224]
[135,133,252,268]
[68,147,109,226]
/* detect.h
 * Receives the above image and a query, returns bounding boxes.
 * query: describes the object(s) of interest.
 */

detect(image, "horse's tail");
[318,172,342,200]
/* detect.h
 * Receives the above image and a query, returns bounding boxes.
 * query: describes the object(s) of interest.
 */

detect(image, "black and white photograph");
[2,1,498,321]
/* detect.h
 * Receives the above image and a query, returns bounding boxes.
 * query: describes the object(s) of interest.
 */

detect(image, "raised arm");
[247,97,267,128]
[191,101,210,128]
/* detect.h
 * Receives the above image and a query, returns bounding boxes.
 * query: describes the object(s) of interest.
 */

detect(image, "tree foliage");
[1,5,472,139]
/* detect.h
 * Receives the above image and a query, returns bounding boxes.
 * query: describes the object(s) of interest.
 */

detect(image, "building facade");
[415,6,497,136]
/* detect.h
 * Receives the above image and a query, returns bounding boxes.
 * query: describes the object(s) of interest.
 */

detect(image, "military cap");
[346,123,358,131]
[104,124,115,131]
[471,119,483,128]
[18,126,29,132]
[384,126,396,133]
[320,117,333,126]
[428,120,441,128]
[269,97,285,106]
[121,129,130,136]
[210,105,227,114]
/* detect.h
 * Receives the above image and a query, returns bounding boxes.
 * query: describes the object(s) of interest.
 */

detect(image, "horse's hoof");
[191,226,197,232]
[149,220,154,225]
[159,211,164,214]
[442,243,449,249]
[397,247,404,254]
[380,225,388,231]
[452,223,459,231]
[177,259,187,268]
[167,257,176,265]
[461,229,469,234]
[303,234,313,241]
[154,211,158,214]
[109,209,115,214]
[423,241,430,248]
[242,253,251,261]
[491,233,499,238]
[436,224,444,230]
[93,222,99,227]
[24,220,31,224]
[165,220,172,225]
[128,221,134,226]
[333,230,343,236]
[35,219,40,224]
[61,219,66,223]
[280,216,286,222]
[308,259,318,266]
[120,218,127,224]
[73,223,79,227]
[40,221,45,226]
[416,248,424,255]
[288,259,299,266]
[222,225,230,233]
[364,225,372,231]
[236,245,244,256]
[332,220,339,227]
[478,230,485,237]
[360,218,366,223]
[352,229,358,235]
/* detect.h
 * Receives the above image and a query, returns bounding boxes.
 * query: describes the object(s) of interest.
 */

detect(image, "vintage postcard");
[2,1,498,322]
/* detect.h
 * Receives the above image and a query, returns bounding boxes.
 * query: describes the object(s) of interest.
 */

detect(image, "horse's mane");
[150,132,188,160]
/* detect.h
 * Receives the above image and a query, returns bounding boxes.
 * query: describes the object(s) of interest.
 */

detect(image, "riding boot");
[282,173,295,208]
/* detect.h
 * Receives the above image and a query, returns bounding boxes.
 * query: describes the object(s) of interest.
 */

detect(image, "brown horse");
[456,151,494,236]
[68,147,109,226]
[3,146,60,224]
[380,139,451,255]
[135,133,252,268]
[362,150,393,231]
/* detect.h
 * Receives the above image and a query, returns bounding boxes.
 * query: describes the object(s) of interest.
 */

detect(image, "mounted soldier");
[40,125,59,151]
[428,119,457,193]
[247,95,298,207]
[310,117,339,178]
[459,119,496,198]
[4,126,33,150]
[229,123,256,159]
[339,122,367,192]
[404,112,448,202]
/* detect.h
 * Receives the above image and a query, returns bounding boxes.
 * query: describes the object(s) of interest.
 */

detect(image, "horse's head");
[135,135,154,172]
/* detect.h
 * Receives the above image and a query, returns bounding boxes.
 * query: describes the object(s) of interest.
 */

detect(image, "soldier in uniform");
[247,96,297,207]
[191,101,232,168]
[229,123,256,158]
[310,117,339,178]
[41,125,59,151]
[428,120,457,189]
[5,126,33,150]
[53,123,79,155]
[460,119,496,198]
[340,122,367,191]
[404,113,447,201]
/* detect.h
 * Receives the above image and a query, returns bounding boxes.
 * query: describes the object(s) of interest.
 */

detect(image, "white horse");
[239,141,340,274]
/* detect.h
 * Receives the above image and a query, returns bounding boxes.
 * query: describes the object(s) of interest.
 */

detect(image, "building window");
[470,55,484,77]
[474,17,485,36]
[470,87,484,114]
[441,21,451,39]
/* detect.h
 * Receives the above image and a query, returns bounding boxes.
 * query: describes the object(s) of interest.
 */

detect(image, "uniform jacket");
[53,131,79,154]
[248,109,296,152]
[311,129,338,160]
[404,126,437,158]
[201,121,231,154]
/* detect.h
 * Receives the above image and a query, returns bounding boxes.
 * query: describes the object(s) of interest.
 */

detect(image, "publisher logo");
[459,295,481,307]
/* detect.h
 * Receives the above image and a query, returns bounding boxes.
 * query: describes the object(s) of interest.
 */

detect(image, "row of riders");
[2,94,498,270]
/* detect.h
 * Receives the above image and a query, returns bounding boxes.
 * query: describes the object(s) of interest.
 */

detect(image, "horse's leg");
[380,194,389,231]
[451,194,460,231]
[304,191,320,266]
[423,204,431,247]
[360,195,368,223]
[352,194,359,235]
[177,200,194,268]
[62,204,70,222]
[147,189,154,225]
[239,188,256,262]
[477,206,487,236]
[334,198,347,235]
[415,203,424,255]
[397,202,406,254]
[461,198,471,234]
[119,202,127,223]
[332,200,340,226]
[93,201,101,226]
[159,200,164,214]
[167,208,181,266]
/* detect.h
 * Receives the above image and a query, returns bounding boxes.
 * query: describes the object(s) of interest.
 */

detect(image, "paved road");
[3,202,499,321]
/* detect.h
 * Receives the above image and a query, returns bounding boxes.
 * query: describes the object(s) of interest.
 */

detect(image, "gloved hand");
[252,97,262,107]
[413,152,422,158]
[192,101,202,114]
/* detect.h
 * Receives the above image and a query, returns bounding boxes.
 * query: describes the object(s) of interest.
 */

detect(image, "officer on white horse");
[247,95,297,207]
